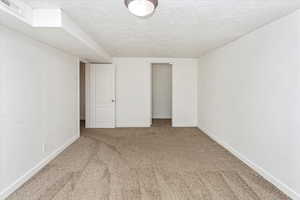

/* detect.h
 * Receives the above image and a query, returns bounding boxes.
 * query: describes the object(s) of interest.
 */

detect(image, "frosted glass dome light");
[125,0,158,17]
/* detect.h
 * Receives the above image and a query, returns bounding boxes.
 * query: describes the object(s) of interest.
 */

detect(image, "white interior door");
[86,64,115,128]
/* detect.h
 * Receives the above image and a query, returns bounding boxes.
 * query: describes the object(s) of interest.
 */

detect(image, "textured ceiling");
[22,0,300,57]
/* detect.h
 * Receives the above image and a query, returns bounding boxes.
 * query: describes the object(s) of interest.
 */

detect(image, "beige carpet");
[8,126,290,200]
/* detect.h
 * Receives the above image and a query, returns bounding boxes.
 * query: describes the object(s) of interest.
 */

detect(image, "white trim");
[152,115,172,119]
[149,63,153,126]
[91,64,96,128]
[95,121,116,128]
[0,135,80,200]
[150,62,173,126]
[85,63,91,128]
[76,59,81,137]
[197,126,300,200]
[116,121,151,128]
[172,121,197,127]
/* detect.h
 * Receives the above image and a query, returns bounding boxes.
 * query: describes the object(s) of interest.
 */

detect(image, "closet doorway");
[151,63,172,127]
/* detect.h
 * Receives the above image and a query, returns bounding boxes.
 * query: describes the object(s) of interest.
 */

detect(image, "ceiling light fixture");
[125,0,158,17]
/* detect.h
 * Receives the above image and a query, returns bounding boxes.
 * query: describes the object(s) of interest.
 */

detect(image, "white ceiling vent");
[0,0,22,16]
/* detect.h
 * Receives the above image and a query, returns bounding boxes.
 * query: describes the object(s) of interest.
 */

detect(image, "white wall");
[197,11,300,200]
[172,59,198,127]
[0,25,79,199]
[152,64,172,119]
[114,57,197,127]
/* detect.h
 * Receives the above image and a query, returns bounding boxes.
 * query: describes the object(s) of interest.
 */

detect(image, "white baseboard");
[0,135,80,200]
[152,114,172,119]
[172,121,197,127]
[197,126,300,200]
[116,121,151,128]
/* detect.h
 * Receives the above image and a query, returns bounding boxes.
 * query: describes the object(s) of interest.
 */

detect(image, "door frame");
[77,59,88,133]
[85,62,91,128]
[150,63,173,126]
